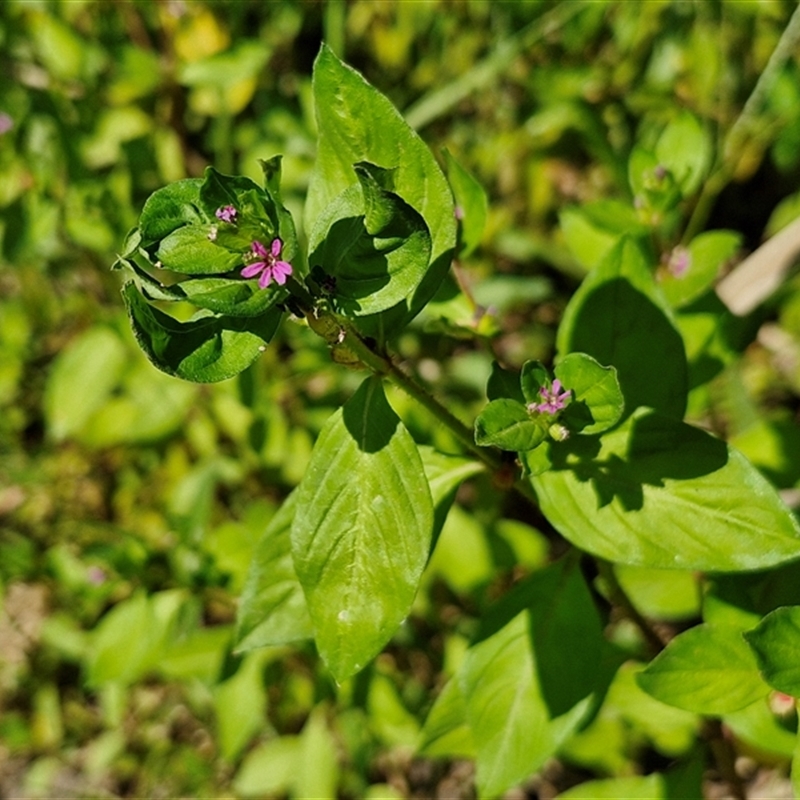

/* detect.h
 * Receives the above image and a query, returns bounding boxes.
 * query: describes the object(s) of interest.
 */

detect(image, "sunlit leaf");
[443,148,487,257]
[745,606,800,696]
[236,492,313,651]
[306,44,455,329]
[474,398,547,451]
[532,408,800,571]
[291,377,433,681]
[123,283,281,383]
[638,624,770,714]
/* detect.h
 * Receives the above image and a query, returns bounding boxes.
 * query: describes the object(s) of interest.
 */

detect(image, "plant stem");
[337,317,503,468]
[317,314,547,507]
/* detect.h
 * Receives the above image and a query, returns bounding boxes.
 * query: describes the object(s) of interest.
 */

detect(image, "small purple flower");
[454,205,465,221]
[667,246,691,278]
[0,113,13,136]
[87,566,106,585]
[241,238,293,289]
[215,205,237,223]
[529,379,571,415]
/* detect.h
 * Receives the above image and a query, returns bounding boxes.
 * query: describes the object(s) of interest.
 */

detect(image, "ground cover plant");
[4,1,800,798]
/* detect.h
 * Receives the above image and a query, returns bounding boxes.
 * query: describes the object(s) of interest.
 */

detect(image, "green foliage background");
[2,1,800,797]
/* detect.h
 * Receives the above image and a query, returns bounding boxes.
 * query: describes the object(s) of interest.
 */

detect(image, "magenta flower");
[241,239,293,289]
[530,379,571,415]
[667,246,691,278]
[215,205,237,223]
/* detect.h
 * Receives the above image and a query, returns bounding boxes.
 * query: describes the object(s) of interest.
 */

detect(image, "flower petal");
[258,268,273,289]
[272,261,293,284]
[252,240,269,258]
[241,262,265,279]
[270,238,283,258]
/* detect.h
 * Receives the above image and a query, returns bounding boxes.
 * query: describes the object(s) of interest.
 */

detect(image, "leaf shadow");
[127,285,281,377]
[566,278,687,419]
[310,215,394,315]
[341,377,397,453]
[547,411,728,511]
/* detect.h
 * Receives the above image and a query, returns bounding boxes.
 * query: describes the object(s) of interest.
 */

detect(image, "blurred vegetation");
[2,0,800,797]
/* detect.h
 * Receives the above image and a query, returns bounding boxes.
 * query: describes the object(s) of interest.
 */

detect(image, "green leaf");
[199,167,263,220]
[306,45,456,328]
[79,359,196,448]
[559,200,649,272]
[295,706,340,800]
[291,377,433,681]
[138,178,206,244]
[308,162,432,315]
[43,326,127,442]
[531,408,800,571]
[660,230,742,309]
[443,149,488,258]
[655,111,712,197]
[628,145,682,217]
[554,352,624,435]
[426,504,494,593]
[461,586,596,797]
[523,557,605,717]
[136,166,298,285]
[613,565,700,621]
[417,677,476,758]
[158,625,232,684]
[725,698,798,759]
[126,251,283,319]
[233,707,338,799]
[628,145,661,198]
[602,661,699,757]
[123,283,281,383]
[487,361,525,404]
[234,736,300,798]
[368,673,421,747]
[637,624,770,714]
[154,224,245,275]
[474,398,547,452]
[213,653,269,761]
[179,41,269,90]
[165,277,283,317]
[520,360,549,406]
[559,758,704,800]
[744,607,800,696]
[418,446,484,548]
[557,236,687,420]
[558,774,664,800]
[86,590,186,687]
[235,492,313,652]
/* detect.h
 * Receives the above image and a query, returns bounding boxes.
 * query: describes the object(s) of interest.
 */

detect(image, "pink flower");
[529,379,571,415]
[667,246,691,278]
[215,205,237,223]
[241,239,293,289]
